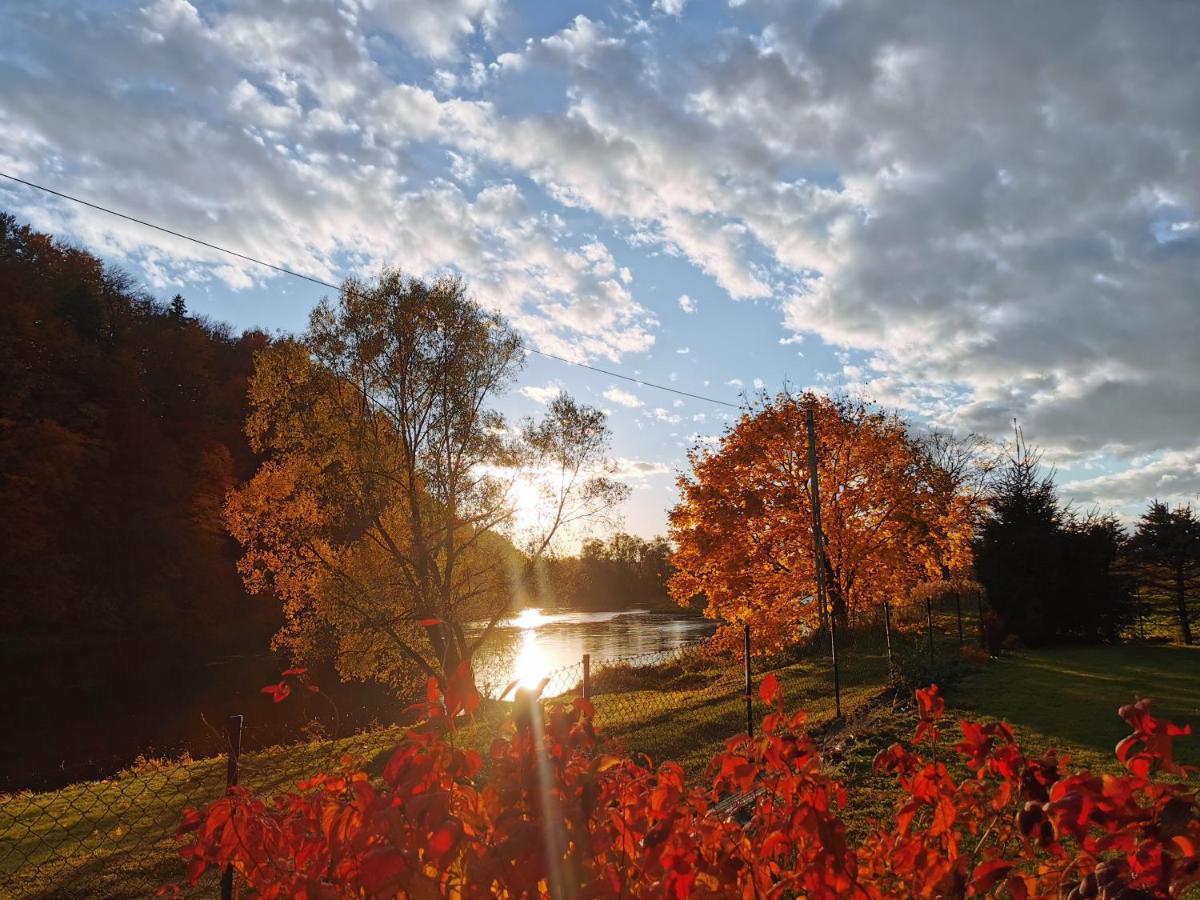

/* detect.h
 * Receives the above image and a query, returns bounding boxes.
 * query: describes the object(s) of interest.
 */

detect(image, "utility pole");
[806,403,841,718]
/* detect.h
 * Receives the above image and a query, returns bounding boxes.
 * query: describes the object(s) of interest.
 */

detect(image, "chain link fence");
[1,597,986,898]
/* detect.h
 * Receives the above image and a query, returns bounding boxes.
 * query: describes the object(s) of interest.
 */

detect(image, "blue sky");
[3,0,1199,539]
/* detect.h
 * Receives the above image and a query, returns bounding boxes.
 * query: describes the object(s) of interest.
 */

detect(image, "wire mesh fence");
[1,596,988,898]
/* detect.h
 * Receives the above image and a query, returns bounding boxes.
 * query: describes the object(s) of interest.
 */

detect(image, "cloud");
[603,386,644,408]
[6,0,1200,520]
[652,407,682,424]
[519,382,562,404]
[1063,450,1200,509]
[609,457,670,479]
[653,0,687,16]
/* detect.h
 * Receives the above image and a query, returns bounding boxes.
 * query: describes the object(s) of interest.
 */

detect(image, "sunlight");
[512,607,549,688]
[507,476,545,538]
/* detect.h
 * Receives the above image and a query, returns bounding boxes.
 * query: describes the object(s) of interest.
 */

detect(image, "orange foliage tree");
[668,392,978,651]
[225,272,627,690]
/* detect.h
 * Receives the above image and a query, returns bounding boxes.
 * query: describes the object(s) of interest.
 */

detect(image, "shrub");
[167,668,1200,898]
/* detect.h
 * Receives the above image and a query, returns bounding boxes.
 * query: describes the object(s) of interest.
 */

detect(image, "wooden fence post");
[883,600,894,667]
[582,654,590,700]
[743,625,753,738]
[221,714,243,900]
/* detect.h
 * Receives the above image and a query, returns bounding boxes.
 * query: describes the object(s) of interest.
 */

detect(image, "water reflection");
[474,607,717,696]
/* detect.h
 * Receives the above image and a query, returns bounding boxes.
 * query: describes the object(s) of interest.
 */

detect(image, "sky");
[2,0,1199,541]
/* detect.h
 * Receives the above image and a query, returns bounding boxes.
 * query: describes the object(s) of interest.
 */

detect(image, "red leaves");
[260,681,291,703]
[759,672,780,705]
[170,686,1200,900]
[262,666,320,704]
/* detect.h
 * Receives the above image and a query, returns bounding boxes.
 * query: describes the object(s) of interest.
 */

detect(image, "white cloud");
[652,407,682,424]
[519,382,562,405]
[609,457,670,479]
[676,346,690,354]
[602,386,644,408]
[653,0,687,16]
[725,378,744,388]
[677,294,696,314]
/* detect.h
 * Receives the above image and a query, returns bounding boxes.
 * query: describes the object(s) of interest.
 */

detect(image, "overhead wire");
[0,171,743,410]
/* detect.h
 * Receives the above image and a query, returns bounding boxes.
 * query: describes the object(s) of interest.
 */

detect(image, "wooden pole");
[582,653,591,700]
[221,714,243,900]
[743,624,753,738]
[806,404,840,718]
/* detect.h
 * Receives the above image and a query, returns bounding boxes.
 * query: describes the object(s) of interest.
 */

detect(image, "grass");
[5,622,1196,899]
[821,641,1200,840]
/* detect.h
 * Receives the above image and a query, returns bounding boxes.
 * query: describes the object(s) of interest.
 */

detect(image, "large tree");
[667,392,973,651]
[226,272,627,688]
[1126,501,1199,645]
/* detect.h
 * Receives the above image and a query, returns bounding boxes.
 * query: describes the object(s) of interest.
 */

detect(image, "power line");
[0,171,742,410]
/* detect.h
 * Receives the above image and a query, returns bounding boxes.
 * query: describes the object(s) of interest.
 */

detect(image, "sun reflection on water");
[513,608,550,688]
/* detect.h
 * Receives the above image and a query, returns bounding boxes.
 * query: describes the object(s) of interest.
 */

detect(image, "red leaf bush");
[169,674,1198,898]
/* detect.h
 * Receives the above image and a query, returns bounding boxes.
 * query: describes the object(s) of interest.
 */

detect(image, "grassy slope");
[825,642,1200,840]
[5,638,1196,898]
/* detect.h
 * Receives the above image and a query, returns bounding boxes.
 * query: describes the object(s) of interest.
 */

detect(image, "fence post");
[743,625,753,738]
[883,600,894,666]
[221,714,243,900]
[582,654,590,700]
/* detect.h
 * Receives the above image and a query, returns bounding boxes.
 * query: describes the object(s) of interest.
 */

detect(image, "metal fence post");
[582,653,590,700]
[221,714,243,900]
[743,625,753,738]
[883,600,894,666]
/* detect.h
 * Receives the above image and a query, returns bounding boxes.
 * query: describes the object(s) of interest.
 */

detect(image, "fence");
[0,595,983,898]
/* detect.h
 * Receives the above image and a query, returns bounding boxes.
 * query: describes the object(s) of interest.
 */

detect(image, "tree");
[0,214,271,644]
[667,392,972,651]
[225,271,627,689]
[1126,501,1200,644]
[974,434,1133,643]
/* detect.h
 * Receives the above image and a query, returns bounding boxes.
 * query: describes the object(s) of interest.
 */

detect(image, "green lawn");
[5,630,1194,899]
[824,642,1200,840]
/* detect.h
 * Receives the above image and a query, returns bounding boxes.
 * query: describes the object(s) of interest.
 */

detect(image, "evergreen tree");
[1126,501,1199,644]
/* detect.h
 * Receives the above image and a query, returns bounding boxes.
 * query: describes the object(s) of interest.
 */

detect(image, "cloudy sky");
[3,0,1199,538]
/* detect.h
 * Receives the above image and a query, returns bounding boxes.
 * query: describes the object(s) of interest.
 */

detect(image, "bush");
[168,671,1200,898]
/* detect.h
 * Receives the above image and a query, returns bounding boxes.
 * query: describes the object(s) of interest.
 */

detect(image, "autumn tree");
[226,271,627,689]
[1126,501,1200,645]
[667,392,972,651]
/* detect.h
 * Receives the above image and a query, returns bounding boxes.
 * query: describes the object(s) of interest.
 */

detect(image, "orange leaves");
[668,393,977,650]
[169,683,1200,899]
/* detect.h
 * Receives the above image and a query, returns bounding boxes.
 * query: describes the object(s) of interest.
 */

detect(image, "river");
[2,608,713,793]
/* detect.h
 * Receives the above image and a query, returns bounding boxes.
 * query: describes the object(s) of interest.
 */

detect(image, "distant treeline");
[0,214,278,647]
[528,533,688,613]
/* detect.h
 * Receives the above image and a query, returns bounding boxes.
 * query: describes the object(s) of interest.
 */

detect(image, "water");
[473,608,717,696]
[2,609,713,792]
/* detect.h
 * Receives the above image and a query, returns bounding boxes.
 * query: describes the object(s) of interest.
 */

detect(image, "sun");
[507,475,545,536]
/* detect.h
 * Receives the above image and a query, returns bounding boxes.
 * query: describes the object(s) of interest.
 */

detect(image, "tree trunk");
[1176,564,1193,645]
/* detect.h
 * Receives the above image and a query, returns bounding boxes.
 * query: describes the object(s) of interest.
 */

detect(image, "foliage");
[975,437,1135,644]
[1124,501,1200,645]
[529,533,678,612]
[171,674,1199,899]
[668,391,980,652]
[0,214,274,644]
[225,272,627,689]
